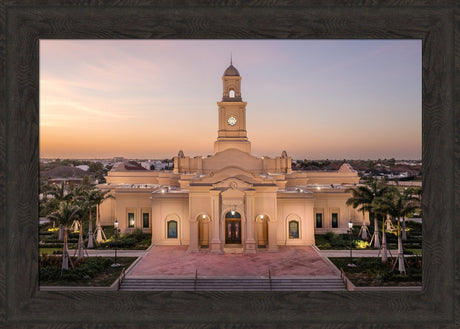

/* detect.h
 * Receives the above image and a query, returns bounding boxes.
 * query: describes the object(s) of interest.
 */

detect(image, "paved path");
[319,249,399,258]
[68,249,146,257]
[127,246,339,278]
[68,248,402,258]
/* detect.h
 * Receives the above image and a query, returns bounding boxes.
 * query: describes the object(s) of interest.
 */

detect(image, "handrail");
[339,267,355,291]
[194,268,198,291]
[118,267,126,291]
[268,269,272,291]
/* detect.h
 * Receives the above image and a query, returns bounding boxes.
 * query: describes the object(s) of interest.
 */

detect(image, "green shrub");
[40,256,113,282]
[324,231,335,241]
[354,240,370,249]
[131,228,145,242]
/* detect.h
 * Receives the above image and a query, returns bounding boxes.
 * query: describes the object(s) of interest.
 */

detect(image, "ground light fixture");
[111,219,120,267]
[347,219,356,267]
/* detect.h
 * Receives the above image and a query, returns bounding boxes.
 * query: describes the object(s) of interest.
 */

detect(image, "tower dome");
[223,64,240,77]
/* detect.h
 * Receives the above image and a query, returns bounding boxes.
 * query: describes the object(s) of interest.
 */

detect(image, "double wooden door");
[225,219,241,244]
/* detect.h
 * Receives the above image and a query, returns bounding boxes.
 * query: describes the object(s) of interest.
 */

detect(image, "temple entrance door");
[225,220,242,244]
[225,211,242,244]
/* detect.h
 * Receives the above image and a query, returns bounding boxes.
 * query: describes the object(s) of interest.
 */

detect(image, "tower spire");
[230,52,232,65]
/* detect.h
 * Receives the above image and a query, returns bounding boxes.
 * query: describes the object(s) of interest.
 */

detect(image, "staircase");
[119,276,346,291]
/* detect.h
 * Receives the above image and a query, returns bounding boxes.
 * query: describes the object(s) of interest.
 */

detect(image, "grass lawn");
[39,247,62,255]
[39,223,151,251]
[40,256,137,286]
[329,257,422,287]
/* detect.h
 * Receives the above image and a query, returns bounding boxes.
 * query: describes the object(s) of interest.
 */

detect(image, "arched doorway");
[256,215,268,248]
[198,215,210,248]
[225,211,241,244]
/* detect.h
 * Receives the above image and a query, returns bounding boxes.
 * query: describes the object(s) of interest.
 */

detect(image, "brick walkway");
[127,245,338,278]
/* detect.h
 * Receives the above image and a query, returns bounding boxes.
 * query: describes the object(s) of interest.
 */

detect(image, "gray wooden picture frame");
[1,1,458,328]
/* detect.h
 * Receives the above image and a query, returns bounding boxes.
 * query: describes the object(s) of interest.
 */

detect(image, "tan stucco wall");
[174,148,292,175]
[276,194,316,246]
[151,194,189,246]
[311,192,369,234]
[113,191,153,233]
[105,170,181,185]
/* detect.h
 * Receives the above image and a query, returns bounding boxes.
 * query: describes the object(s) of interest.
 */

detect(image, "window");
[316,213,323,228]
[167,220,177,238]
[128,213,135,228]
[332,213,338,228]
[288,221,299,239]
[225,211,241,218]
[143,213,149,228]
[229,89,235,98]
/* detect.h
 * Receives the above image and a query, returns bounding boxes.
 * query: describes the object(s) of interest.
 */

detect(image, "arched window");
[229,89,235,98]
[288,220,299,239]
[167,220,178,238]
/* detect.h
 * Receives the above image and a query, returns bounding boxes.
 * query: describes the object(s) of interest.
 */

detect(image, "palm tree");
[48,182,74,240]
[91,189,114,244]
[48,201,80,271]
[85,189,101,248]
[346,177,390,248]
[375,187,420,273]
[372,201,392,263]
[71,185,92,259]
[400,187,422,240]
[48,181,74,202]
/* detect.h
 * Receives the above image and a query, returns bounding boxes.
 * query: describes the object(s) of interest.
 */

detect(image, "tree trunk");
[62,227,69,271]
[381,218,388,263]
[58,224,64,241]
[401,218,407,240]
[95,204,107,244]
[386,217,392,230]
[360,223,368,240]
[76,221,86,260]
[393,219,406,274]
[373,215,380,248]
[87,208,94,249]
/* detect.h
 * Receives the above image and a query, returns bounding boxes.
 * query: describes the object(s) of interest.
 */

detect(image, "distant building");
[98,63,366,253]
[43,166,95,185]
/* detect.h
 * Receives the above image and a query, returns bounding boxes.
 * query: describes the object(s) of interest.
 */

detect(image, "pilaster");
[210,190,222,253]
[244,190,256,253]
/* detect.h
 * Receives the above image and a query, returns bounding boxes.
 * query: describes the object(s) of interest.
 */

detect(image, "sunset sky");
[40,40,421,160]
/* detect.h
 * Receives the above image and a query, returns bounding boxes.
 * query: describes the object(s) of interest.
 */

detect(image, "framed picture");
[1,2,457,328]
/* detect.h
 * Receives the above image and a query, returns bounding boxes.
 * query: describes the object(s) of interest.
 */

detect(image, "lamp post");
[347,219,356,267]
[111,219,120,267]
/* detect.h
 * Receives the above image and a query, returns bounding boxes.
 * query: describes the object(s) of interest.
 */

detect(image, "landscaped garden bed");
[40,256,137,286]
[329,257,422,287]
[39,222,151,251]
[315,220,422,254]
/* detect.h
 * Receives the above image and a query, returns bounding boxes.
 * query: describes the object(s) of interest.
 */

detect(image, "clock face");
[227,116,237,126]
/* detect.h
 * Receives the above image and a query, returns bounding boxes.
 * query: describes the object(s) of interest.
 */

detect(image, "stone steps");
[120,277,346,291]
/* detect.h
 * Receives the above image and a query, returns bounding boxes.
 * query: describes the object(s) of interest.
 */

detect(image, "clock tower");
[214,62,251,154]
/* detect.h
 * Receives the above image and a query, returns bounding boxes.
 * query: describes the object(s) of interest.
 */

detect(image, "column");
[210,190,222,253]
[244,190,256,253]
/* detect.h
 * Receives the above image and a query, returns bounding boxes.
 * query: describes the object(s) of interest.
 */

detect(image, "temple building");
[97,62,367,253]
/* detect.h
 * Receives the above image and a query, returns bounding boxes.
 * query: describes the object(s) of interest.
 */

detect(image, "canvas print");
[39,40,422,290]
